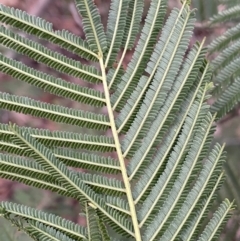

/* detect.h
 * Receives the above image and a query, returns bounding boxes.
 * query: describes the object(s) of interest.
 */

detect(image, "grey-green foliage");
[192,0,218,21]
[0,0,233,240]
[194,1,240,240]
[208,0,240,119]
[0,218,32,241]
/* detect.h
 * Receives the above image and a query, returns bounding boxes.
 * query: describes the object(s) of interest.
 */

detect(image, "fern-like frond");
[9,125,134,238]
[179,173,225,240]
[123,42,206,163]
[110,0,167,107]
[0,152,124,206]
[133,63,212,204]
[8,125,99,203]
[0,153,67,194]
[0,54,105,107]
[74,0,107,55]
[208,22,240,54]
[24,222,78,241]
[85,204,102,241]
[0,141,120,174]
[97,216,111,241]
[0,0,233,240]
[197,199,234,241]
[208,1,240,119]
[0,124,115,152]
[0,4,98,61]
[211,40,240,73]
[0,93,110,130]
[143,143,226,241]
[0,202,87,240]
[138,88,210,228]
[0,153,86,200]
[214,57,240,87]
[53,148,121,174]
[116,3,196,135]
[0,27,102,84]
[103,195,130,216]
[105,0,129,67]
[75,172,125,196]
[210,5,240,25]
[106,67,124,92]
[121,0,144,50]
[211,77,240,118]
[107,0,145,90]
[0,149,127,216]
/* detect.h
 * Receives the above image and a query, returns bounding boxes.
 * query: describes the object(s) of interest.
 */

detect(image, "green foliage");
[0,0,234,240]
[209,0,240,119]
[0,26,103,84]
[0,4,98,61]
[0,218,32,241]
[192,0,218,21]
[0,52,105,107]
[193,1,240,240]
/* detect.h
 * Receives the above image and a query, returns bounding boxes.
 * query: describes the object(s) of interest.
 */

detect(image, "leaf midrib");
[100,57,140,240]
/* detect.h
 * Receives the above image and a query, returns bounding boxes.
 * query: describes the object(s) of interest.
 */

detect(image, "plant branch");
[99,55,142,241]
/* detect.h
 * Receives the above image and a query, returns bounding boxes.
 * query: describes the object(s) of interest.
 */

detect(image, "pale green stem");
[100,55,142,241]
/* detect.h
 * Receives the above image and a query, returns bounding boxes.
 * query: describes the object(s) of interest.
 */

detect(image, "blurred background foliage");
[192,0,218,22]
[0,0,240,240]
